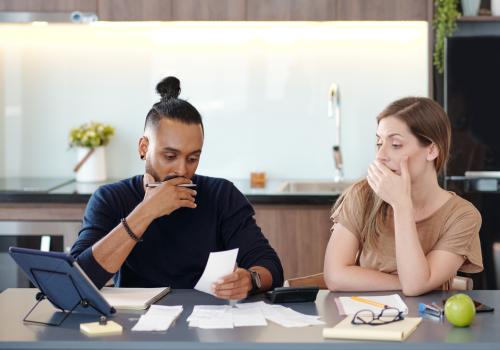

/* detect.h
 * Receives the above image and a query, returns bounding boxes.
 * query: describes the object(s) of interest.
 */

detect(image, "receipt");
[194,248,239,295]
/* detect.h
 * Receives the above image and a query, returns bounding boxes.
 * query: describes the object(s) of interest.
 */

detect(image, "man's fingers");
[144,173,155,186]
[213,277,247,291]
[178,199,197,208]
[176,187,197,197]
[214,286,248,299]
[219,271,240,283]
[166,176,192,186]
[213,281,237,291]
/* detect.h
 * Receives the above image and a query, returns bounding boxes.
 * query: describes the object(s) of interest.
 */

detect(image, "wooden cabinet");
[98,0,172,21]
[246,0,336,21]
[0,203,86,221]
[172,0,245,21]
[102,0,431,21]
[0,0,432,21]
[98,0,245,21]
[0,0,97,12]
[335,0,430,21]
[246,0,431,21]
[254,204,333,280]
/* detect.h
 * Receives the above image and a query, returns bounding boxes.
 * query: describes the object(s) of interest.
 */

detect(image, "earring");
[140,154,145,160]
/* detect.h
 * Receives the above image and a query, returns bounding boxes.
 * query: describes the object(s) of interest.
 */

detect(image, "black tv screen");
[445,36,500,176]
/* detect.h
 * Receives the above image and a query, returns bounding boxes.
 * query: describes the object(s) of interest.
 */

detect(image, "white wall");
[0,22,428,181]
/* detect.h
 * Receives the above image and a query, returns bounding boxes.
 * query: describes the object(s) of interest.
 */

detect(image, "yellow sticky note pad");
[80,320,123,336]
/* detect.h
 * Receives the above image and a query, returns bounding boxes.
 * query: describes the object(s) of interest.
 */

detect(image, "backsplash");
[0,22,428,181]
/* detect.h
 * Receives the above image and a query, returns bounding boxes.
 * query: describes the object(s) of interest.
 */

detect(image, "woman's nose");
[376,145,389,162]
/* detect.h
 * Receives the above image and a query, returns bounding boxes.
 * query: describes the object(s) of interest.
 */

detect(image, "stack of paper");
[131,305,183,332]
[335,294,409,315]
[187,301,323,329]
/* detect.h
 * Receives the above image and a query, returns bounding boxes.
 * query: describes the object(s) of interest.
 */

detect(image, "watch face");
[251,270,262,289]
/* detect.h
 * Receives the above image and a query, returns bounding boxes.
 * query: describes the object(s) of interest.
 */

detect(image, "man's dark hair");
[144,76,203,131]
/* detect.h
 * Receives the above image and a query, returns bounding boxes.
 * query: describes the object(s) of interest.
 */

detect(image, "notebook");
[335,294,409,315]
[101,287,171,310]
[323,315,422,341]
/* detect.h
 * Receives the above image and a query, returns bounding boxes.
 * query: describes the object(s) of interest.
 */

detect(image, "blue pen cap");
[418,302,442,317]
[418,303,427,313]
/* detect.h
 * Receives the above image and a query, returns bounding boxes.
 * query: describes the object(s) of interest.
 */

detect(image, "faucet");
[328,83,343,182]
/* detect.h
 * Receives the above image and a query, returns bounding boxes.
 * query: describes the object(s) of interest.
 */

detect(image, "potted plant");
[69,121,115,182]
[433,0,461,74]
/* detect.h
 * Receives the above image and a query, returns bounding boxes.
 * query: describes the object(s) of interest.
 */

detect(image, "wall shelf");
[458,16,500,22]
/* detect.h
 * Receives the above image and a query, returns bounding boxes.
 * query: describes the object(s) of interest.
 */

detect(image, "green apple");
[444,293,476,327]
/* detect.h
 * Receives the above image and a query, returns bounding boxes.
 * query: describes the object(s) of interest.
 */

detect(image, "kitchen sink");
[276,180,353,194]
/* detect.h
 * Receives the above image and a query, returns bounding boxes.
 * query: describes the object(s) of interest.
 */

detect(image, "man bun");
[156,76,181,101]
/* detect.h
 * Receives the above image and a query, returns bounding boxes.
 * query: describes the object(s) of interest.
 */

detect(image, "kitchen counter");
[0,177,341,205]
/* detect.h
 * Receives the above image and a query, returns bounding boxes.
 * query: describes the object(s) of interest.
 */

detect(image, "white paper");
[194,248,239,295]
[232,307,267,327]
[187,305,233,329]
[337,294,408,315]
[131,305,183,332]
[235,301,268,309]
[187,302,322,329]
[260,304,324,328]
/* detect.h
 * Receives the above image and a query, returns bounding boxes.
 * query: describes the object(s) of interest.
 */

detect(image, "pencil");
[351,296,390,309]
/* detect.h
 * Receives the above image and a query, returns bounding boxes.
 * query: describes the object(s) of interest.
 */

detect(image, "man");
[70,77,283,300]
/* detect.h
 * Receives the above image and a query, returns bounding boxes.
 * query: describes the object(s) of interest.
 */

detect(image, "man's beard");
[145,160,161,182]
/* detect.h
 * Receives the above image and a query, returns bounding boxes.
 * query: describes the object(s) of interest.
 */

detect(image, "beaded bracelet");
[121,218,143,242]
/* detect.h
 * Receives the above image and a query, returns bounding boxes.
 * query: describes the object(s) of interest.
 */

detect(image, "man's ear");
[426,143,439,162]
[138,136,149,160]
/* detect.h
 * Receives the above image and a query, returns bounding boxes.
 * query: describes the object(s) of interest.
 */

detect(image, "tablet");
[9,247,115,316]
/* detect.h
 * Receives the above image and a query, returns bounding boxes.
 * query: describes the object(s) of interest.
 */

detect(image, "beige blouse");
[331,189,483,275]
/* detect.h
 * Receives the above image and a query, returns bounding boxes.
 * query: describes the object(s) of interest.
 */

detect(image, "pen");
[146,182,197,189]
[350,296,391,309]
[418,303,443,318]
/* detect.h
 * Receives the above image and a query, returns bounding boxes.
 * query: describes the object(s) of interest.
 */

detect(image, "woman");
[323,97,483,296]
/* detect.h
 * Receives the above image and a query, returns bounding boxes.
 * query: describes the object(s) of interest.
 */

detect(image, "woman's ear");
[426,143,439,162]
[138,136,149,160]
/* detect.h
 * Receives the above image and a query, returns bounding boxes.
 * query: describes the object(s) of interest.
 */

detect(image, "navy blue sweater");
[70,175,284,290]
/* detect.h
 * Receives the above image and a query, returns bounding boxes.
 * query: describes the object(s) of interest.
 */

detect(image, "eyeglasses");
[351,307,404,326]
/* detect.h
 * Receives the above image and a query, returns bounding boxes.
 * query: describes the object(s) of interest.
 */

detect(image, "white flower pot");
[76,146,107,182]
[462,0,480,16]
[492,0,500,16]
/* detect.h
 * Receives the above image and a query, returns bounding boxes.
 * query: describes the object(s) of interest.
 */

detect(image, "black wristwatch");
[248,269,262,294]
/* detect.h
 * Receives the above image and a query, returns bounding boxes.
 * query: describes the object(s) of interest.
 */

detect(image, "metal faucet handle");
[333,145,343,182]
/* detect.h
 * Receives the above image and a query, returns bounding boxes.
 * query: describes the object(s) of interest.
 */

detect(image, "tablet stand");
[23,268,107,327]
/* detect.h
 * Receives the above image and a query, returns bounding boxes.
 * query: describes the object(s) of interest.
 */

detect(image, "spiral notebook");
[323,315,422,342]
